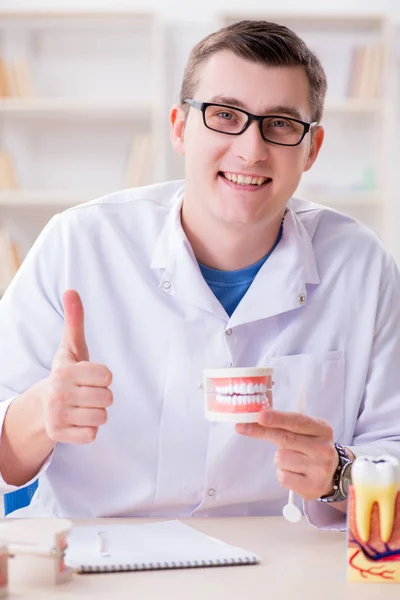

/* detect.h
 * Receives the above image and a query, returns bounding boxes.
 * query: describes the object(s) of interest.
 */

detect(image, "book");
[0,58,35,98]
[348,43,384,100]
[0,226,22,295]
[0,150,18,190]
[347,45,364,99]
[65,520,260,573]
[0,59,12,97]
[11,59,35,97]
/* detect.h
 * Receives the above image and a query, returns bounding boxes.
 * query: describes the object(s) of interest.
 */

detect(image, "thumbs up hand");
[44,290,113,444]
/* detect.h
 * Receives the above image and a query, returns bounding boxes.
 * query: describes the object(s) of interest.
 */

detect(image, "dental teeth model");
[347,455,400,583]
[0,518,74,592]
[0,543,7,598]
[203,367,274,423]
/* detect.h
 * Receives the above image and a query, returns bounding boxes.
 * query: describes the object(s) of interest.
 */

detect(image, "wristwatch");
[318,443,353,504]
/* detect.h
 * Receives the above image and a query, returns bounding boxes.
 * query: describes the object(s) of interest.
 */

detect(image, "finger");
[62,407,108,428]
[276,469,320,500]
[60,289,89,362]
[258,409,332,438]
[71,387,113,409]
[274,449,308,474]
[236,423,317,452]
[276,469,307,493]
[51,362,112,388]
[49,426,99,445]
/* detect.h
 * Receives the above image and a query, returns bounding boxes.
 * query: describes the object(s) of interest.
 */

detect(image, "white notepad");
[65,520,260,573]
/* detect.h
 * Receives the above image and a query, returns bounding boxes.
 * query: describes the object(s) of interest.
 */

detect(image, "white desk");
[7,516,400,599]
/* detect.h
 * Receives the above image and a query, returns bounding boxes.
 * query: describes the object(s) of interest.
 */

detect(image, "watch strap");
[318,443,352,504]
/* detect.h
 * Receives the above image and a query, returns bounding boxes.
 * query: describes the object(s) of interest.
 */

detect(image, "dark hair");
[180,20,327,123]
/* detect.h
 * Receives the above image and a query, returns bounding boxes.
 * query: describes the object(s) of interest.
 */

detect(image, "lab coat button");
[225,328,233,336]
[298,293,306,305]
[197,382,203,389]
[207,488,216,497]
[162,280,171,290]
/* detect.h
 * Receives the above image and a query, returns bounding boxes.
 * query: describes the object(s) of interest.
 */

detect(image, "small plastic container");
[0,545,8,598]
[4,519,73,587]
[204,367,274,423]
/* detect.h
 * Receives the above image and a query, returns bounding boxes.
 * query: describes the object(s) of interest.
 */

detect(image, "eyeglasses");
[184,99,317,147]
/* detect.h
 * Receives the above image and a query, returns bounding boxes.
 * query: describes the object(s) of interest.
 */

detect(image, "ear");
[304,125,324,172]
[170,104,186,156]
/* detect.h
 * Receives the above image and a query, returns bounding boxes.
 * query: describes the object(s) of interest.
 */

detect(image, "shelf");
[0,190,114,207]
[0,98,375,117]
[0,98,154,119]
[0,11,155,20]
[299,190,380,207]
[0,189,381,210]
[219,13,386,30]
[0,99,380,119]
[0,12,156,31]
[323,100,383,114]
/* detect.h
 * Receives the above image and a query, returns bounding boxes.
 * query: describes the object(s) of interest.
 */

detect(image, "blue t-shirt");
[199,227,282,317]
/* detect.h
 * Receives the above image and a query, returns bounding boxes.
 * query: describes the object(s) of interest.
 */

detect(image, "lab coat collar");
[150,184,185,271]
[151,186,228,319]
[151,184,321,324]
[227,207,320,328]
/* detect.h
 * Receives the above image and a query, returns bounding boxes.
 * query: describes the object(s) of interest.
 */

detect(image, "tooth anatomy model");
[348,455,400,583]
[203,367,274,423]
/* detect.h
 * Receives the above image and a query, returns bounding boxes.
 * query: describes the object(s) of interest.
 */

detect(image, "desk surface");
[7,516,400,599]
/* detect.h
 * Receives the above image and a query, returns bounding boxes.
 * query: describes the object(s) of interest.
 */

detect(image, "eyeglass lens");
[204,105,304,145]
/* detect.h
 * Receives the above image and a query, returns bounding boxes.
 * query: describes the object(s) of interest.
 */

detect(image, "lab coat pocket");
[268,350,345,441]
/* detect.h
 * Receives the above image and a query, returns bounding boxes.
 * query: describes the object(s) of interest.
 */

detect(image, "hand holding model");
[237,410,339,501]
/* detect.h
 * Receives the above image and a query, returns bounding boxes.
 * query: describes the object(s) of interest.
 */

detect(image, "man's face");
[170,50,324,231]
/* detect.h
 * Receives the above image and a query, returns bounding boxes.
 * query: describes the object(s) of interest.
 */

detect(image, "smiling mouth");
[219,172,272,188]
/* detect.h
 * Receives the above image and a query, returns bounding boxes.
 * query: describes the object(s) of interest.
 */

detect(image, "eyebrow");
[208,95,305,121]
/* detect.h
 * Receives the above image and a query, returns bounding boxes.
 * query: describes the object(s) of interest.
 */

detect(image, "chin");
[216,210,263,228]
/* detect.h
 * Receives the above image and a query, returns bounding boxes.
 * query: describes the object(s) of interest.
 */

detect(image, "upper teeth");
[223,173,267,185]
[351,455,400,543]
[215,383,267,394]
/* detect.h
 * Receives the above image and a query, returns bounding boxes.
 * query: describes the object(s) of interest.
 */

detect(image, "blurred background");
[0,0,399,296]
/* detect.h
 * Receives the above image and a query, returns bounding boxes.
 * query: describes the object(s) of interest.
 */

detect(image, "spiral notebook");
[65,520,260,573]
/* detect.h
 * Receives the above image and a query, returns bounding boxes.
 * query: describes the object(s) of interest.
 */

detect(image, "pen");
[96,531,110,557]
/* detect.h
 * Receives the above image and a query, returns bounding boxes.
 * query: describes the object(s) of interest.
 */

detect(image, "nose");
[231,120,269,164]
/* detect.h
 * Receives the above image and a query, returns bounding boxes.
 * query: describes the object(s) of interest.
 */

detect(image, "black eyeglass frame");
[184,98,318,147]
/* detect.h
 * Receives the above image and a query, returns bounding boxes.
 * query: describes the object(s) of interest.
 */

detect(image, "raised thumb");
[59,289,90,363]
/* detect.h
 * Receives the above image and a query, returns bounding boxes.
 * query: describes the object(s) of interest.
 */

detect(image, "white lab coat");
[1,180,400,528]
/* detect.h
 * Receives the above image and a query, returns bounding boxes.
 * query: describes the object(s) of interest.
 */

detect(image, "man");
[0,20,399,527]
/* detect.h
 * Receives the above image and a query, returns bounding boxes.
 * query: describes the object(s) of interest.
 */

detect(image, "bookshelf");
[0,11,167,281]
[0,98,155,117]
[218,13,397,261]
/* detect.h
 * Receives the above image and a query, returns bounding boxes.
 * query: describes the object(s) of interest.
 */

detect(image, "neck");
[181,204,285,271]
